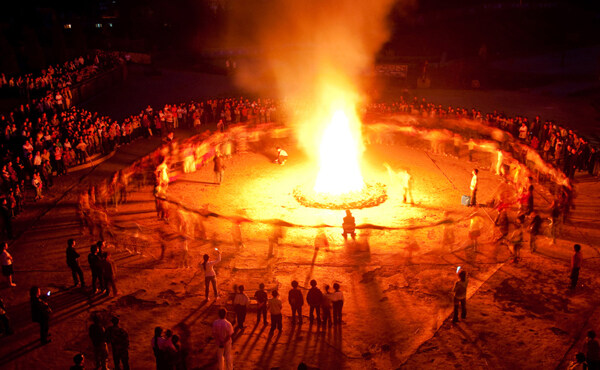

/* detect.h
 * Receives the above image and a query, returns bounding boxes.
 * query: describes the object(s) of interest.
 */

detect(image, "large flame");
[314,108,365,195]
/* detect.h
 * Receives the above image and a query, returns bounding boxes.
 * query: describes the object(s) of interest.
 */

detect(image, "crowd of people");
[0,51,122,99]
[2,88,600,368]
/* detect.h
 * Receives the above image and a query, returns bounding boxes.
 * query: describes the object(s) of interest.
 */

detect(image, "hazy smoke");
[227,0,396,156]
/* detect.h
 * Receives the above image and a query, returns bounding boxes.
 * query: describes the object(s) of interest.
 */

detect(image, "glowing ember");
[314,109,365,194]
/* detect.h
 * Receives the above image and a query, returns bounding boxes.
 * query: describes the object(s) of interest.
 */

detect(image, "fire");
[313,108,365,195]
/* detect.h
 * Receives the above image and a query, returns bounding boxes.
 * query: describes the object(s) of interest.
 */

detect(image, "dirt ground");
[2,128,598,369]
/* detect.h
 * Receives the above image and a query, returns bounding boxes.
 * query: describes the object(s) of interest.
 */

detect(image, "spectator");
[151,327,165,370]
[342,210,356,241]
[469,169,478,207]
[568,352,588,370]
[88,244,104,294]
[288,280,304,325]
[70,353,85,370]
[254,283,268,326]
[29,286,51,344]
[233,285,249,330]
[322,285,333,327]
[212,308,234,370]
[1,242,16,287]
[268,290,283,334]
[100,252,118,296]
[89,315,109,370]
[452,269,468,324]
[66,238,85,287]
[331,283,344,326]
[0,297,13,335]
[202,249,221,300]
[306,279,323,324]
[571,244,583,290]
[106,316,130,370]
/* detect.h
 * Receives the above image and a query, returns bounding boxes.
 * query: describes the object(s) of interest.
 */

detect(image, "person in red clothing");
[288,280,304,325]
[570,244,583,290]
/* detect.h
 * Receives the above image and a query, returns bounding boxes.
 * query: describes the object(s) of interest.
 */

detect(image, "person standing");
[0,297,13,335]
[30,286,51,344]
[331,283,344,326]
[268,290,283,334]
[322,285,333,327]
[66,239,85,287]
[342,210,356,241]
[151,327,165,370]
[254,283,268,326]
[1,199,13,240]
[452,269,468,323]
[213,153,225,184]
[100,252,118,296]
[306,279,323,324]
[1,242,16,287]
[70,353,85,370]
[584,330,600,370]
[529,213,542,253]
[212,308,234,370]
[233,285,249,330]
[89,315,109,370]
[288,281,304,325]
[202,249,221,300]
[469,169,478,207]
[88,244,104,293]
[106,316,130,370]
[570,244,583,290]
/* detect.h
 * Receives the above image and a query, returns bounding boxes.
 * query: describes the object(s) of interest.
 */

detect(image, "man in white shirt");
[469,169,478,206]
[212,308,233,370]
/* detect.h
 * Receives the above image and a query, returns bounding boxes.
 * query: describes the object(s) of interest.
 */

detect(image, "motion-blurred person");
[275,147,288,165]
[100,252,117,296]
[528,213,542,253]
[469,169,478,206]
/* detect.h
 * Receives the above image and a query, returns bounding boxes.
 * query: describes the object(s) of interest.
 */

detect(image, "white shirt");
[278,149,288,157]
[212,319,233,345]
[203,253,221,277]
[470,174,478,191]
[330,291,344,302]
[233,293,249,306]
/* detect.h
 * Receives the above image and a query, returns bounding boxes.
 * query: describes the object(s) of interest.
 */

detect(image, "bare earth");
[2,130,599,369]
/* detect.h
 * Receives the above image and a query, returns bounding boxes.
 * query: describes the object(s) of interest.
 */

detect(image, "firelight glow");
[313,109,365,195]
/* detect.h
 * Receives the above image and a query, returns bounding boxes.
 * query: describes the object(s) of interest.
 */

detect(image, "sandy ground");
[2,129,598,369]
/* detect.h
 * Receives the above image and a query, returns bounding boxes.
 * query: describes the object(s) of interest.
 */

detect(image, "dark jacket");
[306,287,323,307]
[30,297,51,323]
[66,246,80,266]
[288,288,304,307]
[89,323,106,347]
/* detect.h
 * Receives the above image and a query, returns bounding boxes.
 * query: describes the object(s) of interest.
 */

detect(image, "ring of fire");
[293,182,388,210]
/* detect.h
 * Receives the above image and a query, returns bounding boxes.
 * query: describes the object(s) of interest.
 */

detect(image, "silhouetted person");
[306,279,323,324]
[452,269,468,323]
[288,280,304,325]
[342,210,356,241]
[213,153,225,184]
[89,315,109,370]
[571,244,583,290]
[106,316,130,370]
[233,285,249,329]
[66,239,85,287]
[585,330,600,370]
[0,298,13,335]
[469,169,478,206]
[70,353,85,370]
[151,326,165,370]
[30,286,51,344]
[88,244,104,293]
[254,283,268,325]
[1,242,16,286]
[100,252,118,296]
